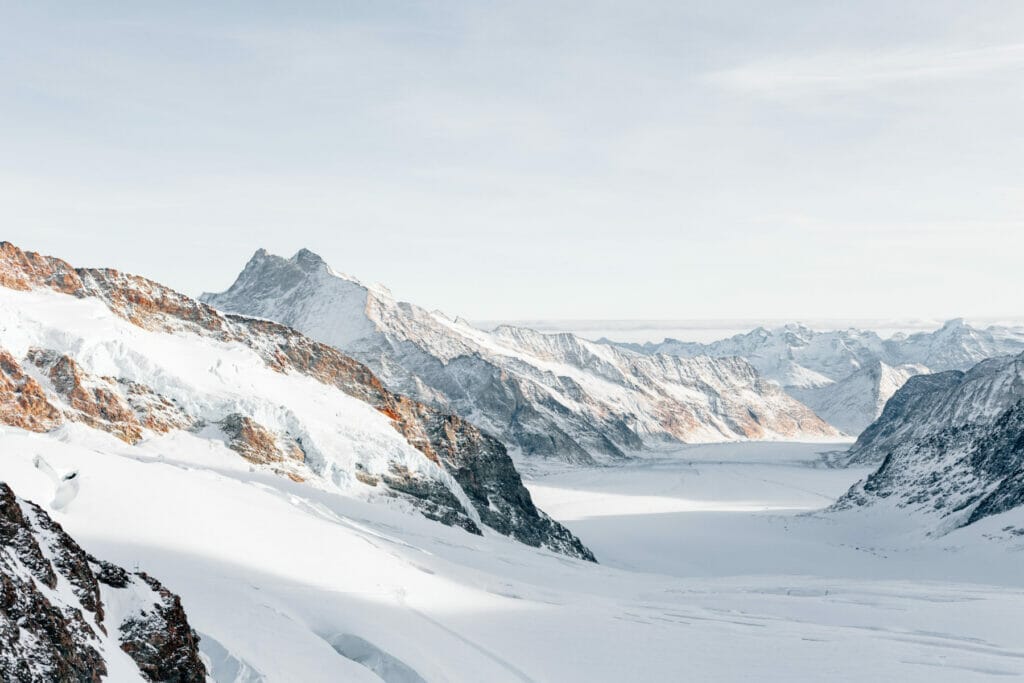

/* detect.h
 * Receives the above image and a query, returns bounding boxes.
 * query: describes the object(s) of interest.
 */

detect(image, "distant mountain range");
[202,249,838,465]
[610,321,1024,434]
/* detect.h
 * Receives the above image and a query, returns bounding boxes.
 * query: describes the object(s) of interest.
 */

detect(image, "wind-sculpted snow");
[614,320,1024,435]
[834,351,1024,531]
[0,242,593,560]
[0,482,207,682]
[203,249,837,464]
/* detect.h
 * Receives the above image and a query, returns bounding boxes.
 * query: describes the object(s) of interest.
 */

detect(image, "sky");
[2,1,1023,321]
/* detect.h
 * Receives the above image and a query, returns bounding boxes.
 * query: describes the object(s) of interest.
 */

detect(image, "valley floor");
[3,429,1024,681]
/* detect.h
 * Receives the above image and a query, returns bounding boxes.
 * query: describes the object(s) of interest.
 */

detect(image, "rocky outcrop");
[0,482,207,681]
[17,348,197,444]
[218,413,306,484]
[28,349,144,443]
[219,413,304,465]
[834,352,1024,532]
[0,242,594,560]
[0,349,62,433]
[417,409,596,560]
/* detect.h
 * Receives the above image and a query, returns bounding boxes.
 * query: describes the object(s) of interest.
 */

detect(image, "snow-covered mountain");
[834,350,1024,532]
[0,481,206,681]
[614,320,1024,435]
[845,352,1024,466]
[0,242,591,560]
[788,361,928,435]
[201,250,838,464]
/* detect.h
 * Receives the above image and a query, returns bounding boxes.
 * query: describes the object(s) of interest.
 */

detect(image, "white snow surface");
[3,429,1024,682]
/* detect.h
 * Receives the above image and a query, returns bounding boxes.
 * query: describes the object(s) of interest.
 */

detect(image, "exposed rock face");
[846,353,1024,466]
[0,242,594,560]
[202,249,837,465]
[11,347,197,445]
[834,352,1024,531]
[616,321,1024,436]
[0,482,207,681]
[219,413,305,465]
[0,349,62,432]
[415,408,595,560]
[117,379,195,435]
[28,349,144,444]
[117,571,206,682]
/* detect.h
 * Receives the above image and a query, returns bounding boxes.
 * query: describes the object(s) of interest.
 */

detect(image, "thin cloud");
[705,43,1024,94]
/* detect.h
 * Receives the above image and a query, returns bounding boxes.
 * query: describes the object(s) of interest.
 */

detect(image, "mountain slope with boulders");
[613,321,1024,435]
[833,351,1024,533]
[0,481,206,682]
[0,241,592,561]
[202,249,838,465]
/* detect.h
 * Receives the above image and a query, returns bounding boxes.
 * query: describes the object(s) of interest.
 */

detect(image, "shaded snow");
[4,431,1024,681]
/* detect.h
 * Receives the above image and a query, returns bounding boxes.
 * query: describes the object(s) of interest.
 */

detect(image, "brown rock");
[28,349,143,444]
[218,413,304,465]
[0,349,62,432]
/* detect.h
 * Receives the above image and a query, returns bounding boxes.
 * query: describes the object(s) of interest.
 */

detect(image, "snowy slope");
[4,432,1024,681]
[615,320,1024,435]
[0,242,591,559]
[202,250,838,464]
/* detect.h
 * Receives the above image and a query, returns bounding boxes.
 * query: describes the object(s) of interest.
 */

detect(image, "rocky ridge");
[834,351,1024,532]
[0,481,207,681]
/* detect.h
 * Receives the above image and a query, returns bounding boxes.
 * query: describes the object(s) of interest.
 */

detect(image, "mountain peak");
[291,248,327,270]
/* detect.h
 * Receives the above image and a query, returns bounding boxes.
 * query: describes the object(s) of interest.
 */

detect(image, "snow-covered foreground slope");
[615,321,1024,436]
[4,433,1024,681]
[202,250,837,464]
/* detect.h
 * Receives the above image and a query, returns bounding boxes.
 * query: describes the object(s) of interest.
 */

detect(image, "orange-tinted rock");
[0,242,84,294]
[0,350,62,432]
[218,413,304,465]
[117,379,194,434]
[27,349,143,444]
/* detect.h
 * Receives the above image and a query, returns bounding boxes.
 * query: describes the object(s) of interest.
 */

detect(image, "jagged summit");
[202,249,838,465]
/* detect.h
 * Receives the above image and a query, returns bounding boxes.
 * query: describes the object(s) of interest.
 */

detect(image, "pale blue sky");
[2,1,1022,319]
